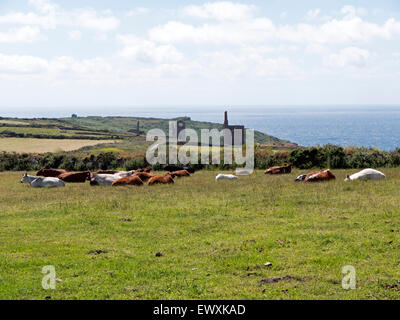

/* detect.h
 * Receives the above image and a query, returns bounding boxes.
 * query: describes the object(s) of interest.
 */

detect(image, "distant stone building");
[223,111,245,146]
[128,120,144,135]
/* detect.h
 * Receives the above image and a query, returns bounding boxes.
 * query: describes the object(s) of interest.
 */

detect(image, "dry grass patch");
[0,138,119,153]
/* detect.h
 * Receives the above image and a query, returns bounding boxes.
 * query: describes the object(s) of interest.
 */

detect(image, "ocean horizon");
[1,105,400,151]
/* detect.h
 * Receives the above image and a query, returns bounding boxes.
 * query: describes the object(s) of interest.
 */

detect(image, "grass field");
[0,120,28,125]
[0,138,119,153]
[1,169,400,300]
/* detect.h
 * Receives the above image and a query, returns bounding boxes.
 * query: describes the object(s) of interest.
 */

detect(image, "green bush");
[290,148,321,169]
[125,158,147,170]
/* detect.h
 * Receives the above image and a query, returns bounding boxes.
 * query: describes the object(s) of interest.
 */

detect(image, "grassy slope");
[60,116,289,144]
[0,169,399,300]
[0,116,292,155]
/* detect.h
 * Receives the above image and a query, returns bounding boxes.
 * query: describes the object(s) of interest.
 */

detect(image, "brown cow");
[148,173,174,186]
[264,163,292,175]
[112,175,143,186]
[36,168,67,177]
[135,167,152,173]
[304,169,336,182]
[133,172,155,182]
[58,171,90,183]
[169,170,191,178]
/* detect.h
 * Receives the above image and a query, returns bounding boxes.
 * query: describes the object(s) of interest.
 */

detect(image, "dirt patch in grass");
[382,284,400,291]
[260,275,308,284]
[88,249,109,255]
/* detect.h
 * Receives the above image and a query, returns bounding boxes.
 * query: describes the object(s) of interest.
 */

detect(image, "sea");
[2,105,400,151]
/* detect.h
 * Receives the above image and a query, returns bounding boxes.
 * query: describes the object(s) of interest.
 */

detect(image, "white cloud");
[150,15,400,45]
[325,47,370,68]
[117,35,183,63]
[0,26,43,43]
[0,0,120,32]
[149,18,276,44]
[199,48,299,79]
[0,12,57,29]
[183,2,256,21]
[0,53,48,73]
[0,53,120,85]
[28,0,57,14]
[68,30,82,40]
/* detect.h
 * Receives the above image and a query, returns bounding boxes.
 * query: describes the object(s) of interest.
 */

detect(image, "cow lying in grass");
[169,170,191,178]
[36,168,67,177]
[89,171,133,185]
[148,173,174,185]
[91,170,133,178]
[58,171,91,183]
[163,165,195,173]
[133,172,155,182]
[345,169,386,181]
[295,170,336,182]
[21,173,65,188]
[112,175,143,186]
[265,163,292,174]
[135,167,152,173]
[303,169,336,182]
[295,174,307,181]
[215,174,238,181]
[90,173,131,186]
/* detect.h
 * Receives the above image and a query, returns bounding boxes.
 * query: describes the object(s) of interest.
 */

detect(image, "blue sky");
[0,0,399,111]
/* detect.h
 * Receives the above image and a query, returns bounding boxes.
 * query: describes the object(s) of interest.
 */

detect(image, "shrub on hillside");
[289,147,322,169]
[125,158,148,170]
[319,145,348,169]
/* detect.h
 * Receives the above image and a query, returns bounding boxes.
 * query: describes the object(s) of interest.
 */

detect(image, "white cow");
[115,171,134,177]
[345,169,386,182]
[90,173,124,186]
[89,171,133,186]
[21,173,65,188]
[216,174,238,181]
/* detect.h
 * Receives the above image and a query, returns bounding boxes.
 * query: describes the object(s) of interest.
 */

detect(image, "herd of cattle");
[20,163,386,188]
[20,165,194,188]
[263,163,338,182]
[215,164,386,183]
[264,163,386,182]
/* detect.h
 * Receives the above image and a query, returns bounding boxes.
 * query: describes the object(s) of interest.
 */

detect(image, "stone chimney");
[223,111,228,127]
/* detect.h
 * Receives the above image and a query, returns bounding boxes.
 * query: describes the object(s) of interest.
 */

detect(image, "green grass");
[1,169,400,300]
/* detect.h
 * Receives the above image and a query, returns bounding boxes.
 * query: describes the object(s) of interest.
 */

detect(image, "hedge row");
[1,145,400,172]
